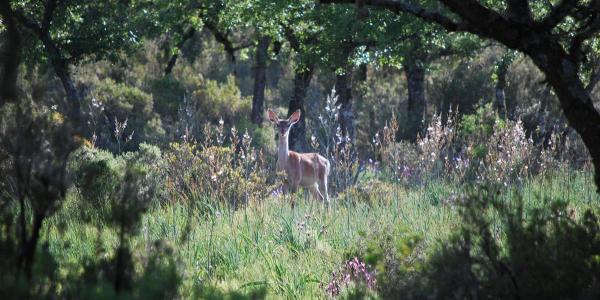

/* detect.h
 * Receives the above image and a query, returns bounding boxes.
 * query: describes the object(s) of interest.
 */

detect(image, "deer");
[267,109,331,206]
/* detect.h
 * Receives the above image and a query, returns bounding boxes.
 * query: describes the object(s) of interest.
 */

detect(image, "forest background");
[1,0,600,299]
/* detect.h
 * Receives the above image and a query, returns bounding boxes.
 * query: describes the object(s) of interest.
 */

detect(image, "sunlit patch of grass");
[42,169,599,298]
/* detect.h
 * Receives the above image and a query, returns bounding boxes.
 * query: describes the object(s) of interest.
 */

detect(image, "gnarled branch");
[164,27,196,75]
[538,0,579,29]
[40,0,58,34]
[506,0,532,24]
[319,0,466,31]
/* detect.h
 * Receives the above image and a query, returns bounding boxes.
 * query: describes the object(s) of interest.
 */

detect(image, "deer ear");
[289,109,301,125]
[267,109,279,123]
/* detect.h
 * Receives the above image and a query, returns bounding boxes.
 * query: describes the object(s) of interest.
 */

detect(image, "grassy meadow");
[39,166,598,299]
[3,2,600,297]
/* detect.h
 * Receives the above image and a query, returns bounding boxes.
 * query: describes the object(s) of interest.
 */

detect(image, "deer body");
[269,109,330,205]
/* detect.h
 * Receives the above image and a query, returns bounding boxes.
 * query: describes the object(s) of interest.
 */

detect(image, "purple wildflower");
[321,257,377,297]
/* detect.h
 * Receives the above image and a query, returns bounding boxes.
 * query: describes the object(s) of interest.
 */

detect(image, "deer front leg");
[282,177,300,209]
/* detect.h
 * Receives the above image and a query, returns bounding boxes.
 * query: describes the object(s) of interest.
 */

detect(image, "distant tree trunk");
[335,71,355,141]
[17,213,44,278]
[288,65,314,151]
[494,52,514,119]
[15,5,81,125]
[351,63,373,146]
[401,57,426,141]
[164,27,196,76]
[40,33,81,128]
[495,64,508,118]
[0,0,21,103]
[355,63,367,82]
[536,84,552,138]
[251,36,270,125]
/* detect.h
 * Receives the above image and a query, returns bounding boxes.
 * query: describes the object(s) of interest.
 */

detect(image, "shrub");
[147,76,186,120]
[188,75,251,127]
[68,143,165,222]
[68,146,124,221]
[383,188,600,299]
[88,79,165,151]
[162,124,274,213]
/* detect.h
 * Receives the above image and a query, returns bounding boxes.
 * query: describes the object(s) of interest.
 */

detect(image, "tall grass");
[43,169,598,298]
[20,98,599,298]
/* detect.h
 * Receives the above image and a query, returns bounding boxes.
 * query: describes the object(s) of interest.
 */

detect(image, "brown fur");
[268,109,331,205]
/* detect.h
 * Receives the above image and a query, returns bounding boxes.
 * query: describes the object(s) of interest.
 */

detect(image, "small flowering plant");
[321,257,377,297]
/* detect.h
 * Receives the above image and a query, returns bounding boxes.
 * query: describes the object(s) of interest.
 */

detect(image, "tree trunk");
[0,0,21,103]
[355,63,367,82]
[528,46,600,191]
[288,65,314,152]
[495,63,508,119]
[401,57,426,141]
[17,212,44,278]
[335,71,355,141]
[251,36,270,125]
[354,63,368,140]
[39,33,81,129]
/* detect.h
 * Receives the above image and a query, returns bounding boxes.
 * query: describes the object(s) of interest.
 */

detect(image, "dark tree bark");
[15,2,81,128]
[322,0,600,191]
[251,36,270,125]
[18,213,44,278]
[495,60,509,119]
[203,21,254,65]
[288,66,314,152]
[0,1,21,104]
[494,50,516,119]
[282,24,317,151]
[335,71,355,141]
[42,36,81,128]
[164,27,196,76]
[355,63,367,82]
[401,57,426,141]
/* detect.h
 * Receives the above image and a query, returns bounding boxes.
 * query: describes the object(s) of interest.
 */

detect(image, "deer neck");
[276,134,290,171]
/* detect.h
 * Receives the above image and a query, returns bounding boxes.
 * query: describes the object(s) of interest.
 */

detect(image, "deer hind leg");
[309,183,324,202]
[317,172,329,207]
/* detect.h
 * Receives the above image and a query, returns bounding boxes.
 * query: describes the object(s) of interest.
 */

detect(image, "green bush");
[90,79,165,151]
[458,102,504,144]
[188,75,251,127]
[68,146,125,222]
[68,144,166,223]
[382,188,600,299]
[147,76,186,120]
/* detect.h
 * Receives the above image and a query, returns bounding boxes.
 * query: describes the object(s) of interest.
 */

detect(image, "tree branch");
[569,13,600,63]
[586,64,600,93]
[164,27,196,75]
[203,20,236,61]
[438,0,508,29]
[538,0,579,29]
[40,0,58,34]
[282,23,301,51]
[14,8,42,35]
[203,20,253,62]
[506,0,532,24]
[319,0,466,32]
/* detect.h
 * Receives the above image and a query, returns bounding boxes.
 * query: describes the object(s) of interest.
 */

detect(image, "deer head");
[267,109,300,137]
